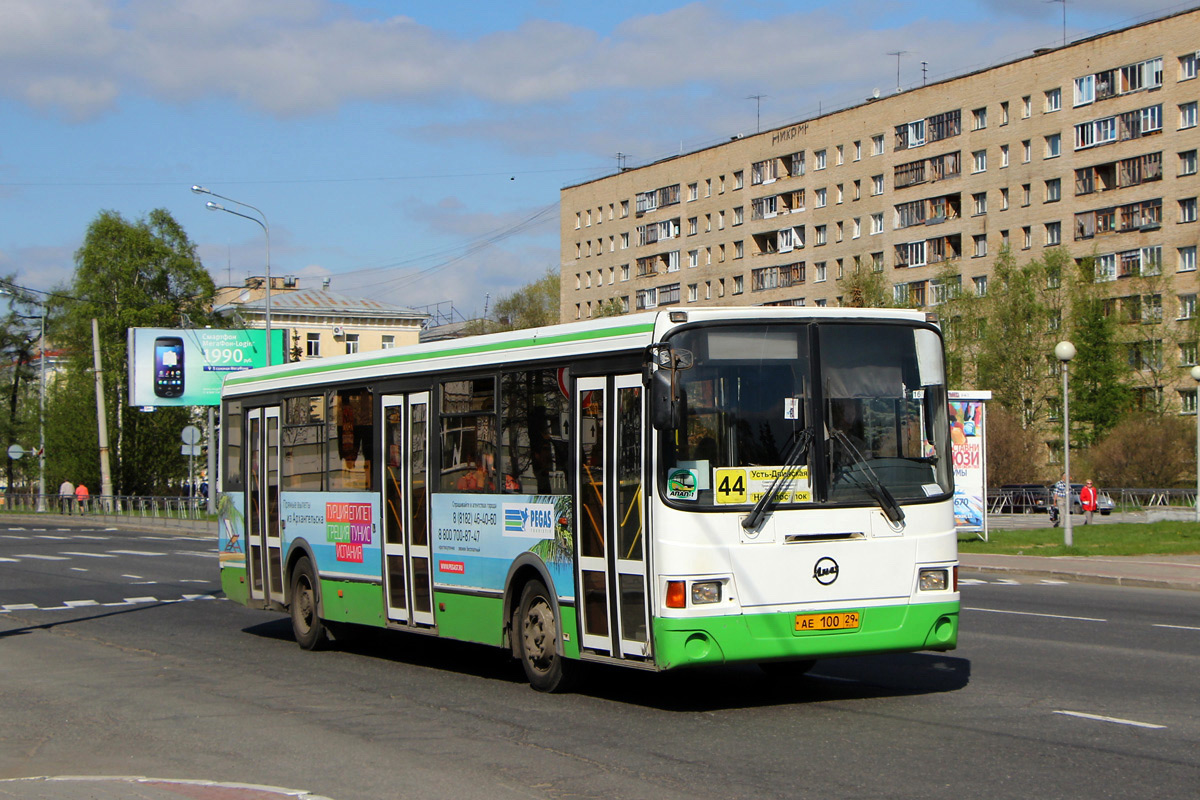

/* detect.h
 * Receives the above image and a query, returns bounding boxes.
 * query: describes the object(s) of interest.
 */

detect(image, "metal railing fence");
[0,493,214,528]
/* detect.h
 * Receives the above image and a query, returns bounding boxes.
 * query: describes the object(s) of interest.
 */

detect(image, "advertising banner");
[128,327,286,407]
[949,391,991,538]
[431,492,575,601]
[280,492,382,580]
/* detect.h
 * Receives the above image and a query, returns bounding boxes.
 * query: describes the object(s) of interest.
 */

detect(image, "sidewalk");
[0,511,215,538]
[960,552,1200,591]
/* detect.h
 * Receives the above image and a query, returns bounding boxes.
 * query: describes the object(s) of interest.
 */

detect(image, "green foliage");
[469,269,561,334]
[959,520,1200,557]
[0,276,43,493]
[1068,256,1132,444]
[47,209,221,495]
[840,263,893,308]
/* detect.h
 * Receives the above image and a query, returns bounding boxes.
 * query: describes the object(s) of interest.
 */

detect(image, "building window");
[1181,246,1198,272]
[852,218,861,238]
[1022,184,1031,206]
[1045,133,1061,158]
[733,206,744,225]
[974,275,988,297]
[306,333,321,357]
[973,192,988,215]
[854,140,862,160]
[687,249,699,269]
[733,275,744,294]
[836,145,844,165]
[815,149,827,170]
[1181,101,1198,130]
[871,252,884,272]
[1181,388,1198,414]
[345,334,359,355]
[381,335,395,349]
[1001,101,1010,125]
[734,171,743,190]
[688,217,698,236]
[1022,140,1032,163]
[1046,178,1061,203]
[1045,87,1062,112]
[815,262,827,282]
[1179,294,1197,320]
[620,264,630,281]
[872,174,884,195]
[734,241,744,259]
[815,225,827,246]
[872,134,885,155]
[1045,221,1061,245]
[1182,52,1198,81]
[972,107,987,130]
[1001,144,1010,167]
[815,188,827,208]
[1023,226,1032,249]
[1001,187,1010,210]
[870,213,884,234]
[687,183,698,201]
[1181,150,1199,176]
[972,150,987,173]
[1180,198,1198,223]
[687,283,698,303]
[973,235,987,258]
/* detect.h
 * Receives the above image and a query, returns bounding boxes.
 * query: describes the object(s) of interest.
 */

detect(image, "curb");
[962,562,1200,592]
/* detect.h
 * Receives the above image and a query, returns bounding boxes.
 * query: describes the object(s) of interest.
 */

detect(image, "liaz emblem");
[813,557,839,585]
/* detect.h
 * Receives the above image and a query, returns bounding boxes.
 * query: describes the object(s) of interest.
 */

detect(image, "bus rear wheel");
[290,556,330,651]
[516,580,574,692]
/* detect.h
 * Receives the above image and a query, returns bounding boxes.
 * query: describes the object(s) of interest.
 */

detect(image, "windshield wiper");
[741,428,813,530]
[830,430,905,525]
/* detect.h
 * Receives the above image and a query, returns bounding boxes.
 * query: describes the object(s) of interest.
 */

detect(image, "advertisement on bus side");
[431,493,575,601]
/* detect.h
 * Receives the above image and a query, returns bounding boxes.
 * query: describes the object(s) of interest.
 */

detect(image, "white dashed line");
[1153,623,1200,631]
[60,551,116,558]
[14,553,69,561]
[1054,710,1165,729]
[64,600,99,608]
[0,557,18,562]
[108,550,166,557]
[965,607,1107,622]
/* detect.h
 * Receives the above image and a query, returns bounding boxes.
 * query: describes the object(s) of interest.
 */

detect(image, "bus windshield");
[660,322,952,511]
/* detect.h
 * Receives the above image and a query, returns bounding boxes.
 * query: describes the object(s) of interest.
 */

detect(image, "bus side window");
[500,369,569,494]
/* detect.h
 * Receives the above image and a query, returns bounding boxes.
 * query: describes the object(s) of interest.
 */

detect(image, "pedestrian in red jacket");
[1080,479,1098,525]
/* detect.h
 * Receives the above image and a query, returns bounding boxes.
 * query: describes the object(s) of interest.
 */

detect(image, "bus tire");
[516,579,574,693]
[290,556,330,651]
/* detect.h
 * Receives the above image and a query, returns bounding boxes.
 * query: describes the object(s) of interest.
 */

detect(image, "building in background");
[216,277,427,360]
[561,7,1199,400]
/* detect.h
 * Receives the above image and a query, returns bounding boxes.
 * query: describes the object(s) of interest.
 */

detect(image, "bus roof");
[220,306,929,399]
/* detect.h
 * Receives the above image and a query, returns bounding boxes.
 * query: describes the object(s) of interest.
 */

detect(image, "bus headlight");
[691,581,722,604]
[918,569,949,591]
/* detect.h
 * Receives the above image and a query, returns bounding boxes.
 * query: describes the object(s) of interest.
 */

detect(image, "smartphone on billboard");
[153,336,185,398]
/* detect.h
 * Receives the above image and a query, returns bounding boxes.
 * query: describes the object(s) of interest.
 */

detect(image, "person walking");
[1080,479,1098,525]
[75,482,90,515]
[58,479,74,514]
[1052,473,1069,528]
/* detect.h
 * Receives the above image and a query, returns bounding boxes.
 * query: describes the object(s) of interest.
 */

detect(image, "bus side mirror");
[650,370,681,430]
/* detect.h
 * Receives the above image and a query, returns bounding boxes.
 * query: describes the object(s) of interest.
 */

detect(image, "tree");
[839,260,892,308]
[0,277,42,496]
[1087,413,1194,487]
[983,405,1049,485]
[48,209,219,495]
[1066,256,1132,444]
[467,269,561,334]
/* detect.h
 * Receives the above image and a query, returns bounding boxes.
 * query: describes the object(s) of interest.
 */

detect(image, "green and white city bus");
[217,307,959,691]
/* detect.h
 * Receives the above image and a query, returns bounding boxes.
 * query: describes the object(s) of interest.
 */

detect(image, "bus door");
[575,375,651,660]
[380,393,435,628]
[246,406,284,606]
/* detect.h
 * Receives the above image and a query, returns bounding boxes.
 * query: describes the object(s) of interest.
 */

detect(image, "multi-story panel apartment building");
[561,7,1200,397]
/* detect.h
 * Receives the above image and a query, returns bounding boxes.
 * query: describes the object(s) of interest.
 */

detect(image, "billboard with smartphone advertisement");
[127,327,286,407]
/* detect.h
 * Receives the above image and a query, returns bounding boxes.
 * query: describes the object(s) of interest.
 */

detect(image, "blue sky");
[0,0,1191,321]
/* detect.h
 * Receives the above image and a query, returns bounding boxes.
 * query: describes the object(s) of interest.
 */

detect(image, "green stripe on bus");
[651,601,959,670]
[224,322,656,388]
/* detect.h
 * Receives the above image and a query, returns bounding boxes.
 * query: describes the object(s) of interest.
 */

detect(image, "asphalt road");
[1,522,1198,799]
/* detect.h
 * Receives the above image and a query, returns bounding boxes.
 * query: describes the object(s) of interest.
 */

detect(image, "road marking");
[0,557,18,562]
[34,535,70,540]
[1054,710,1165,729]
[1153,623,1200,631]
[60,551,116,558]
[1039,579,1069,585]
[180,579,209,584]
[959,578,989,585]
[64,600,99,607]
[14,553,69,561]
[965,606,1107,622]
[121,574,143,579]
[173,551,214,558]
[109,550,166,556]
[70,567,88,572]
[74,535,111,540]
[124,596,159,603]
[1,604,38,611]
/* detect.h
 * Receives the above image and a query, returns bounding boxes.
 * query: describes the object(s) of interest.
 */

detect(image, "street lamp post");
[1192,366,1200,522]
[191,186,272,365]
[1055,341,1076,547]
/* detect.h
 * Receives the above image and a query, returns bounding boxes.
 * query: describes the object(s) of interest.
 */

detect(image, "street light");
[0,286,47,512]
[1192,365,1200,523]
[1055,340,1076,547]
[191,186,272,366]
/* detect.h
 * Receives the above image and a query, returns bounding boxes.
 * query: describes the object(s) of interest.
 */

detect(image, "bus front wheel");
[516,580,574,692]
[290,556,330,651]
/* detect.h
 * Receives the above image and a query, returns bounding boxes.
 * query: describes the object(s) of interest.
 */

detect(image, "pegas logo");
[502,502,556,539]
